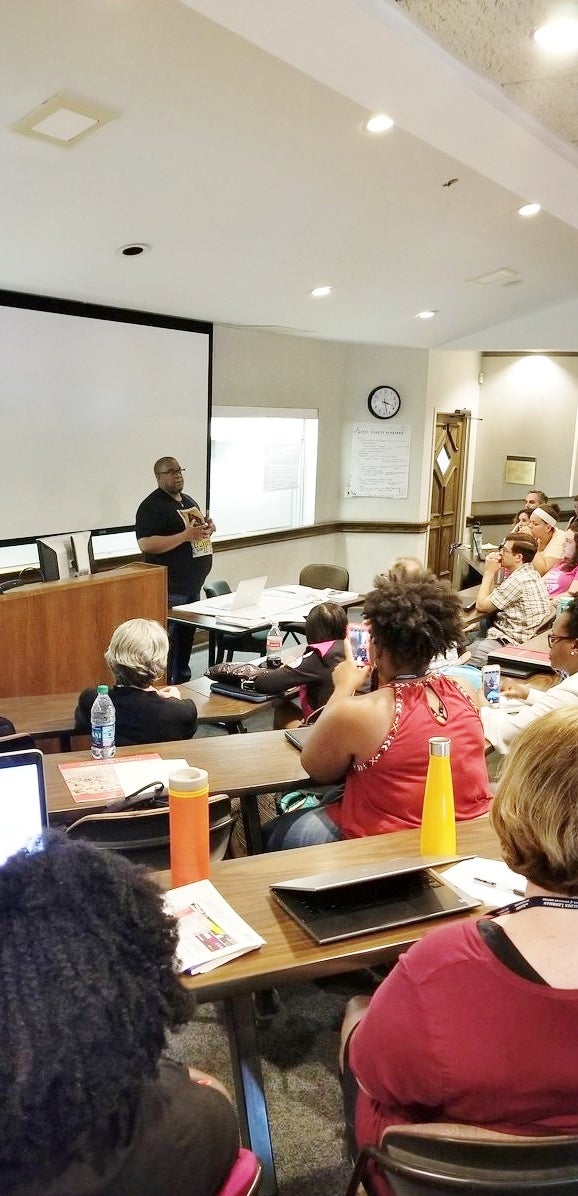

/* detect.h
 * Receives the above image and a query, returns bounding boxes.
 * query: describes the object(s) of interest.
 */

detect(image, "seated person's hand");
[332,639,371,694]
[501,679,530,700]
[156,684,182,700]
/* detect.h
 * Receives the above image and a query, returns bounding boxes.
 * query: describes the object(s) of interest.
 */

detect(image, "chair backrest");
[204,579,232,599]
[0,730,36,752]
[299,563,349,591]
[66,795,235,867]
[217,1147,262,1196]
[346,1124,578,1196]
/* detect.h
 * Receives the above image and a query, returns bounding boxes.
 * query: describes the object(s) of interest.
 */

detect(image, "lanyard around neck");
[489,895,578,918]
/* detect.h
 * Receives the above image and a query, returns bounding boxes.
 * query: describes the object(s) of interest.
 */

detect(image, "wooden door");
[427,413,468,580]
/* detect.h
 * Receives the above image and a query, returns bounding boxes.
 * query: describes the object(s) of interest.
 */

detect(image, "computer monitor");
[36,531,95,581]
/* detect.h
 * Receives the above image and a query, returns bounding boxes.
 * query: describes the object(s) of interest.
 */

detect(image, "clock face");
[368,385,401,420]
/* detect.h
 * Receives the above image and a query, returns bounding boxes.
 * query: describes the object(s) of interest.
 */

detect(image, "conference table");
[2,678,283,750]
[167,817,502,1194]
[487,630,553,677]
[44,729,308,851]
[169,584,360,666]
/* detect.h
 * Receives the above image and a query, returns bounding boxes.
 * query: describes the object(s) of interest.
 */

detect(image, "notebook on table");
[271,854,478,944]
[0,749,48,866]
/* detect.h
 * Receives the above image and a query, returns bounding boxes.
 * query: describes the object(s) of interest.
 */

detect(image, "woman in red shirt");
[341,707,578,1196]
[263,574,491,850]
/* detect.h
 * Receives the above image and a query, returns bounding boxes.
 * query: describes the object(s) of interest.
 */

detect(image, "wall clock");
[367,385,401,420]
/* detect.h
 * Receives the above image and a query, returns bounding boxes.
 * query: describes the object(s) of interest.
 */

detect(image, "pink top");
[328,675,491,838]
[543,560,578,596]
[349,919,578,1196]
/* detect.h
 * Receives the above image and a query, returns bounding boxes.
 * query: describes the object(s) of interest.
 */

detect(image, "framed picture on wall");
[504,455,536,486]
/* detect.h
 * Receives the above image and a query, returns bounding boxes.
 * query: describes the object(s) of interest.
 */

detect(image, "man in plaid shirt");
[469,534,551,668]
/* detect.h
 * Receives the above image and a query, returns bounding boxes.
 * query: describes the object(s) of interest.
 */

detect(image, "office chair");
[204,580,268,664]
[345,1123,578,1196]
[281,563,350,644]
[66,794,235,869]
[0,730,36,752]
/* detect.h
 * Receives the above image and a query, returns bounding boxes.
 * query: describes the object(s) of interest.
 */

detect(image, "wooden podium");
[0,564,167,698]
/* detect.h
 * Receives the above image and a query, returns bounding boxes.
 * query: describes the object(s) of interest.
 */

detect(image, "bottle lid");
[96,684,109,694]
[428,736,451,757]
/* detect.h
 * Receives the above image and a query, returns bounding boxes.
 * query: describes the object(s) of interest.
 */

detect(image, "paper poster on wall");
[264,443,300,491]
[347,423,411,498]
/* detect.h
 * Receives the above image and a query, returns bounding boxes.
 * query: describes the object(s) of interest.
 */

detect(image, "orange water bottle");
[168,767,210,886]
[420,737,456,856]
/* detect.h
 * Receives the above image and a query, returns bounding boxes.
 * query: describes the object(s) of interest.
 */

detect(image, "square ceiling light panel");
[11,93,119,148]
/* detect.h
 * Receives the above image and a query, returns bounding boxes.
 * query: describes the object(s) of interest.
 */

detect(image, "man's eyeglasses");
[158,467,185,475]
[548,633,575,647]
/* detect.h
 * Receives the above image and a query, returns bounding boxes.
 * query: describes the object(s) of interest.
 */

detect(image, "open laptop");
[271,855,479,944]
[0,749,48,866]
[211,576,268,613]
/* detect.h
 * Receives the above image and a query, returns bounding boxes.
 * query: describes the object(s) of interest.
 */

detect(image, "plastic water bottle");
[90,685,116,759]
[420,737,456,856]
[266,621,283,668]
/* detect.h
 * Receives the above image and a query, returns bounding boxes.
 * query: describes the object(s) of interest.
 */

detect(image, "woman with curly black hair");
[0,832,239,1196]
[264,575,491,850]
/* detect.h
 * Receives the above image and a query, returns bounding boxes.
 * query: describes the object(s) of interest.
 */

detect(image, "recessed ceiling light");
[363,114,394,134]
[11,92,119,147]
[116,243,151,257]
[533,16,578,52]
[310,286,332,297]
[416,310,437,319]
[518,202,541,216]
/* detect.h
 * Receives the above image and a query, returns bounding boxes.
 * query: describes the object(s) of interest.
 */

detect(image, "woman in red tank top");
[263,573,491,851]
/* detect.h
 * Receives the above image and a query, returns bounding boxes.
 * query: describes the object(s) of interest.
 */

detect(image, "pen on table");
[473,876,526,897]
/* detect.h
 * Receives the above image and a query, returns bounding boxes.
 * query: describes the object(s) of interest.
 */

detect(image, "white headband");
[533,506,557,528]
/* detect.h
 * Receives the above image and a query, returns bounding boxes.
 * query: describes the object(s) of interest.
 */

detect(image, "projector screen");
[0,291,212,542]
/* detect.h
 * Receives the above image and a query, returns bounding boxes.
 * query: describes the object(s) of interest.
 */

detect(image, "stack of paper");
[164,880,265,975]
[59,753,189,803]
[441,856,526,908]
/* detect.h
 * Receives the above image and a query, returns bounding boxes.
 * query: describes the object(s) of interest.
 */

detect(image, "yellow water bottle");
[420,736,457,856]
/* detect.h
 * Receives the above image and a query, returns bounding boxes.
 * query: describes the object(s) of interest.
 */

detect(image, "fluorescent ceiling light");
[470,267,519,286]
[11,92,119,147]
[364,114,394,133]
[416,310,436,319]
[310,286,332,297]
[533,16,578,51]
[518,203,541,216]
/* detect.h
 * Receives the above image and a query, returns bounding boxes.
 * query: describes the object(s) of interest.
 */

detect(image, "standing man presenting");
[136,457,215,683]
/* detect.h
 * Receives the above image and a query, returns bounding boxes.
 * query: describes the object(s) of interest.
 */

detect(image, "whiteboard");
[0,294,211,541]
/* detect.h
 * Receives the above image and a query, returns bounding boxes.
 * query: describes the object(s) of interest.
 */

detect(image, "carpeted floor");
[165,976,371,1195]
[182,638,365,1193]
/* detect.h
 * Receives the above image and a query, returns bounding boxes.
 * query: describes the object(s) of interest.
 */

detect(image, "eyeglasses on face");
[158,466,185,475]
[548,633,574,647]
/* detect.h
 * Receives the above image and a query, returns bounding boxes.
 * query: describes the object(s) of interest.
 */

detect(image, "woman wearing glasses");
[481,597,578,754]
[136,457,216,683]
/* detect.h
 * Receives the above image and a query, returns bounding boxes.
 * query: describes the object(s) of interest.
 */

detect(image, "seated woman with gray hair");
[75,619,197,744]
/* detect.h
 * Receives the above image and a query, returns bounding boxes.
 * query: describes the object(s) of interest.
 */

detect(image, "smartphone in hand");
[347,623,371,665]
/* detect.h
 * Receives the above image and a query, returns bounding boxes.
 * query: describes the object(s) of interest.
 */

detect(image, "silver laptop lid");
[273,854,471,894]
[231,575,267,610]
